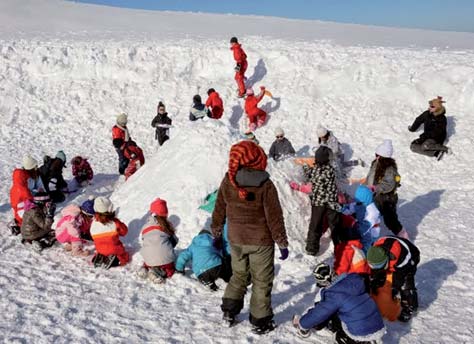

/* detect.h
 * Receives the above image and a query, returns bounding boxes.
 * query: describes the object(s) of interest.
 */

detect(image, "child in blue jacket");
[175,230,223,291]
[293,264,385,343]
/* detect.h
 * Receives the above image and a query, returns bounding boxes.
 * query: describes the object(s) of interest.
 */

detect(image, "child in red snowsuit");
[123,141,145,180]
[230,37,248,97]
[71,156,94,186]
[244,87,267,131]
[205,88,224,119]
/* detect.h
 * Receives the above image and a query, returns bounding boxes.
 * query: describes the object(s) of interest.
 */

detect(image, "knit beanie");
[193,95,202,104]
[274,127,284,137]
[375,139,394,158]
[243,131,259,144]
[56,150,66,165]
[207,88,215,96]
[22,155,38,170]
[315,146,331,164]
[316,125,328,138]
[246,88,254,96]
[117,113,128,126]
[33,191,50,203]
[150,198,168,217]
[81,196,95,216]
[93,197,113,214]
[228,140,267,199]
[367,246,389,269]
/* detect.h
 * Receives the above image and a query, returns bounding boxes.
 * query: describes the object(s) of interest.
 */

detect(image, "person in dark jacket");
[269,127,295,161]
[303,146,341,255]
[293,264,385,343]
[21,192,56,251]
[367,236,420,322]
[189,95,210,121]
[211,140,289,334]
[151,101,172,146]
[409,96,451,159]
[39,151,68,203]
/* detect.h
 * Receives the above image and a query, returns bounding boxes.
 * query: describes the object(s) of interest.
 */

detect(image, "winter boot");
[31,240,44,252]
[137,265,148,279]
[251,319,276,335]
[257,119,265,128]
[248,122,257,132]
[223,312,239,327]
[147,267,166,284]
[399,288,418,322]
[102,255,119,270]
[9,220,21,236]
[72,246,90,257]
[63,243,72,251]
[92,253,106,268]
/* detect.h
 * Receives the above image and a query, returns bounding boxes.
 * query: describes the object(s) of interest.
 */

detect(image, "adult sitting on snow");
[189,95,210,121]
[211,140,289,334]
[268,127,295,161]
[409,96,451,160]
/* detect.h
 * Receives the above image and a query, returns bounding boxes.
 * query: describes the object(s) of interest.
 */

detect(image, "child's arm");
[176,248,192,272]
[114,219,128,237]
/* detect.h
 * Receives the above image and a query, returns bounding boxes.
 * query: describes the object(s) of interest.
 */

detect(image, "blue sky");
[73,0,474,33]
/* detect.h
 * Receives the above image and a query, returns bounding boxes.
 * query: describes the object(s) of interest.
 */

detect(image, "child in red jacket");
[244,87,267,131]
[71,156,94,186]
[123,141,145,180]
[230,37,248,97]
[90,197,129,268]
[205,88,224,119]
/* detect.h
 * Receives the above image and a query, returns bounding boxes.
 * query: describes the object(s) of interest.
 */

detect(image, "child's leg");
[306,206,325,255]
[198,265,221,290]
[256,110,267,127]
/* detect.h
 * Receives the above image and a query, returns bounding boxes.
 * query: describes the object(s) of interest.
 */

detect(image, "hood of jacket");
[235,168,270,187]
[192,232,214,247]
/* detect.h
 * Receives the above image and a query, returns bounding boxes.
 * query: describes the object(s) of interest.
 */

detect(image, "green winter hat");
[367,246,388,270]
[56,150,67,166]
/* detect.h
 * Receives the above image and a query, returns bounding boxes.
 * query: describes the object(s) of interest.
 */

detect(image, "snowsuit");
[211,169,288,327]
[244,92,267,129]
[55,204,92,253]
[189,103,209,121]
[231,43,248,96]
[112,124,130,175]
[10,169,45,226]
[123,142,145,180]
[370,273,401,322]
[205,91,224,119]
[21,203,54,242]
[175,231,223,285]
[140,216,178,278]
[334,239,370,276]
[71,157,93,185]
[370,236,420,321]
[366,159,402,235]
[269,137,296,161]
[90,217,129,266]
[151,111,172,145]
[39,157,68,203]
[409,109,449,156]
[297,273,385,343]
[303,163,341,254]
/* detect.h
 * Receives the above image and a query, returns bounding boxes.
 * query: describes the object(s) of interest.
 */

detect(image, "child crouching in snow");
[175,229,226,291]
[71,156,93,187]
[55,198,95,257]
[138,198,179,284]
[90,197,130,269]
[123,141,145,180]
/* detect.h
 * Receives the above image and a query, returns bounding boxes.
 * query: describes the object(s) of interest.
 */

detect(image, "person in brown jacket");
[21,192,57,252]
[211,140,289,334]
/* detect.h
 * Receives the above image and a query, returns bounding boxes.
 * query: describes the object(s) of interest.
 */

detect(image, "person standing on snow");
[112,113,131,175]
[151,101,172,146]
[230,37,248,98]
[211,140,289,334]
[244,87,267,131]
[409,96,451,160]
[205,88,224,119]
[268,127,296,161]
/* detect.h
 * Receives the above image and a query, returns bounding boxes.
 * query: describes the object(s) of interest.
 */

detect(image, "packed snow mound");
[1,1,474,343]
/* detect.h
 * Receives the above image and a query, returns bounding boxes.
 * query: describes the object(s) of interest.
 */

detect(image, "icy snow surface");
[1,0,474,343]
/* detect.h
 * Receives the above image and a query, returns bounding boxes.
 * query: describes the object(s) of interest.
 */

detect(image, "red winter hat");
[228,140,267,199]
[150,198,168,217]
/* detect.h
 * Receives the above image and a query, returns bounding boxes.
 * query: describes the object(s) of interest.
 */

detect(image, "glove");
[46,202,56,218]
[299,183,312,194]
[279,247,289,260]
[169,235,179,248]
[234,63,241,72]
[289,181,300,191]
[213,237,223,250]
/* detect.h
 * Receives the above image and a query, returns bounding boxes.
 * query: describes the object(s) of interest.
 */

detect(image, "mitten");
[289,181,300,191]
[234,63,241,72]
[279,247,289,260]
[213,237,223,250]
[299,183,312,194]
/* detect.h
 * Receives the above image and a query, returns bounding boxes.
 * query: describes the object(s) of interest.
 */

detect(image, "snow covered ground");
[1,0,474,343]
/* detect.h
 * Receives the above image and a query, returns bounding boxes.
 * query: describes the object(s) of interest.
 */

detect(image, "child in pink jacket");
[55,198,95,256]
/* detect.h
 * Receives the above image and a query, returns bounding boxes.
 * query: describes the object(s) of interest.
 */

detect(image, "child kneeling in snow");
[138,198,179,284]
[71,156,93,187]
[55,198,95,256]
[175,229,225,291]
[293,264,385,343]
[90,197,129,268]
[123,141,145,180]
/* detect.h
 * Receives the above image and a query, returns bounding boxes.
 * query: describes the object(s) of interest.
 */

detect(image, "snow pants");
[115,147,129,175]
[247,110,267,126]
[234,60,248,96]
[374,192,403,235]
[410,138,449,157]
[221,244,274,325]
[306,205,340,254]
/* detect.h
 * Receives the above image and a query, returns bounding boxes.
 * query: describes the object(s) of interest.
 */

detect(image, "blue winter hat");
[81,197,95,216]
[354,185,373,206]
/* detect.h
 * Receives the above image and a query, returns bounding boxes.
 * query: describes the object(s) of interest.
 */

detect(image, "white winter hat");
[117,113,128,125]
[93,196,114,213]
[274,127,284,136]
[316,125,328,138]
[22,155,38,170]
[375,139,394,158]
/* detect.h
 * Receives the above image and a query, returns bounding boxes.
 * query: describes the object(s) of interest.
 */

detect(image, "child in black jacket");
[151,101,172,146]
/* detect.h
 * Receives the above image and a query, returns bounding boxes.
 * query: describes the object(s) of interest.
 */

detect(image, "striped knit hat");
[228,140,267,199]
